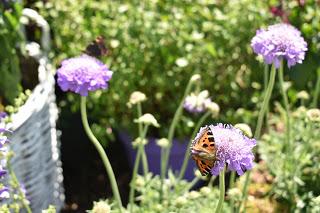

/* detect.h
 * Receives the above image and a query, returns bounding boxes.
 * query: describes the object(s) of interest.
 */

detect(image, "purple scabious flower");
[251,23,307,68]
[0,112,7,119]
[209,124,256,176]
[57,54,113,96]
[0,122,10,200]
[184,90,212,113]
[0,187,9,199]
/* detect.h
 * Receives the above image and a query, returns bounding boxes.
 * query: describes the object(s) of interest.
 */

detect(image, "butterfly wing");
[191,127,217,176]
[85,36,108,58]
[192,155,215,176]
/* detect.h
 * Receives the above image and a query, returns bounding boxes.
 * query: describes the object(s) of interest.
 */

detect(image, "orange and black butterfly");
[85,36,108,58]
[190,126,217,176]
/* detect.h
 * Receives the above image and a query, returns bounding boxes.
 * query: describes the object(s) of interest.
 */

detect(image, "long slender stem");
[312,68,320,107]
[137,103,148,175]
[129,146,142,212]
[254,65,277,138]
[240,64,277,212]
[264,64,269,131]
[215,166,226,213]
[137,103,143,135]
[7,162,32,213]
[160,78,194,200]
[80,97,123,212]
[129,125,149,212]
[278,60,291,151]
[178,111,211,180]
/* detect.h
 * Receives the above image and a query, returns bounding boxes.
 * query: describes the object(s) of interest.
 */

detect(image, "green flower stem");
[129,125,149,213]
[264,64,269,131]
[80,97,123,212]
[229,171,236,189]
[229,171,236,212]
[240,64,277,212]
[129,146,142,212]
[137,103,148,175]
[137,103,143,134]
[254,64,277,139]
[178,111,211,180]
[184,176,200,193]
[278,60,291,151]
[7,162,32,213]
[312,68,320,107]
[160,78,194,200]
[209,175,217,187]
[215,166,226,213]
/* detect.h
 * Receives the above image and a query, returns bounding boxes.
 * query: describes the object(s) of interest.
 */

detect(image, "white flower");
[184,90,211,113]
[175,57,189,67]
[110,39,120,48]
[190,74,201,82]
[134,113,160,127]
[306,108,320,122]
[127,91,147,108]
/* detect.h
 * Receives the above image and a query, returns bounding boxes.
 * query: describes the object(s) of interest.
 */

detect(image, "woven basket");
[7,9,64,212]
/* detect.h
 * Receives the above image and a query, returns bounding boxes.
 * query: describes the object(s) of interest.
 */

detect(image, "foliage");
[89,172,229,213]
[35,0,272,139]
[0,2,23,105]
[259,106,320,211]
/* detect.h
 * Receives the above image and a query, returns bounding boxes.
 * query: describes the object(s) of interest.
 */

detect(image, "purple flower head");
[0,187,9,199]
[0,167,7,178]
[0,112,7,119]
[184,90,212,114]
[57,54,113,96]
[208,124,256,176]
[251,23,307,68]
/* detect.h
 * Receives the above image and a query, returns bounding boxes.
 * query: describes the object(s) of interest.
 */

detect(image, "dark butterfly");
[85,36,108,58]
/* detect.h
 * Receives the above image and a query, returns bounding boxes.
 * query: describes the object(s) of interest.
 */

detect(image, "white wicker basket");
[7,9,64,212]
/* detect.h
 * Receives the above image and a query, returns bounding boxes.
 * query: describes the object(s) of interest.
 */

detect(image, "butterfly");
[85,36,108,58]
[190,126,217,176]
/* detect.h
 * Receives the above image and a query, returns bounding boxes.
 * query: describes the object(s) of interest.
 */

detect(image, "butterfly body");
[190,127,217,176]
[85,36,108,58]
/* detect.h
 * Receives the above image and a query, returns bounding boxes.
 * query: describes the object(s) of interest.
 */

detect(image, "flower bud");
[174,196,187,207]
[297,90,309,100]
[190,74,201,82]
[175,58,188,67]
[234,123,253,138]
[156,138,170,148]
[132,137,148,147]
[206,101,220,117]
[127,91,147,108]
[200,186,211,195]
[134,113,160,127]
[306,108,320,122]
[188,191,200,199]
[92,200,111,213]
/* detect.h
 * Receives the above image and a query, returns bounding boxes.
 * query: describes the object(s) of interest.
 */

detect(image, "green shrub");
[0,2,23,105]
[259,106,320,210]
